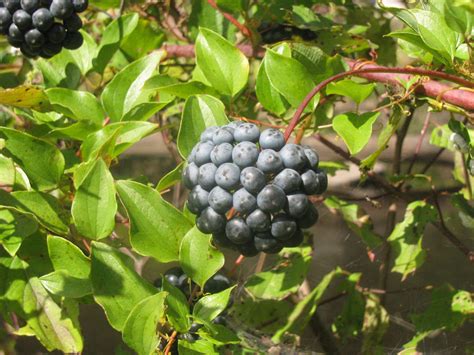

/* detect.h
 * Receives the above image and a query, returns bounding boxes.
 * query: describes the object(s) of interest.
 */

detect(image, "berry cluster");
[154,267,231,349]
[0,0,87,58]
[182,122,327,256]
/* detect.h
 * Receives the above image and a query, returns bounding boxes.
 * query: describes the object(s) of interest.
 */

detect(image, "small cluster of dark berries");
[154,267,231,348]
[182,122,328,256]
[0,0,87,58]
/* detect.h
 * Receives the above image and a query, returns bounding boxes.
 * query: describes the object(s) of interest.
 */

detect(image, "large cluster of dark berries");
[154,267,231,349]
[0,0,87,58]
[182,122,328,256]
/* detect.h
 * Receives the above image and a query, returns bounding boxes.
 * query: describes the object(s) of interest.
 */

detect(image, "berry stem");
[164,330,177,355]
[228,254,245,277]
[283,66,474,141]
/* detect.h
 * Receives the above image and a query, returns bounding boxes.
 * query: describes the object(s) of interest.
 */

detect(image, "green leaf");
[198,323,240,345]
[272,268,343,343]
[120,19,165,60]
[388,201,438,279]
[46,88,104,126]
[264,49,316,108]
[177,95,229,158]
[71,159,117,240]
[101,52,162,122]
[47,235,90,278]
[0,154,15,187]
[179,227,224,288]
[324,196,382,250]
[333,112,380,155]
[195,28,249,97]
[404,285,473,349]
[0,209,38,256]
[362,293,389,354]
[318,161,349,176]
[116,180,193,263]
[0,128,64,190]
[93,14,140,74]
[0,191,69,235]
[0,86,51,111]
[193,286,235,322]
[90,242,156,331]
[157,81,218,99]
[156,162,185,191]
[122,292,167,355]
[163,278,190,333]
[39,270,92,298]
[178,338,218,355]
[255,59,289,116]
[443,1,473,35]
[245,246,312,300]
[326,79,376,104]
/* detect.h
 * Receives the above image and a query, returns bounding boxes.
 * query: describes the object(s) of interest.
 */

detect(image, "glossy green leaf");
[72,159,117,240]
[93,14,140,73]
[122,292,167,355]
[264,49,316,108]
[195,28,249,96]
[326,79,376,104]
[163,278,191,333]
[101,52,162,122]
[46,88,104,125]
[116,180,193,263]
[90,242,156,331]
[0,154,15,186]
[188,0,236,41]
[0,209,38,256]
[177,95,229,158]
[156,162,185,191]
[121,19,165,60]
[40,270,92,298]
[179,227,225,288]
[272,268,343,343]
[197,323,240,345]
[178,338,218,354]
[333,112,380,155]
[245,246,312,300]
[193,286,235,322]
[0,191,69,235]
[158,81,218,99]
[255,59,289,116]
[0,128,64,190]
[47,235,90,278]
[388,201,438,279]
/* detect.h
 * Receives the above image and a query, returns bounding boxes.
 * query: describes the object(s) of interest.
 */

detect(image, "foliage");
[0,0,472,354]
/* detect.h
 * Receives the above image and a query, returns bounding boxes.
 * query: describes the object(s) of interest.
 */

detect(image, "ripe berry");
[225,217,253,245]
[240,167,266,194]
[20,42,40,57]
[232,141,259,168]
[24,28,45,48]
[72,0,87,12]
[273,168,301,193]
[210,143,233,166]
[246,209,271,232]
[196,207,226,234]
[200,126,218,142]
[257,184,286,213]
[215,163,240,190]
[254,233,283,254]
[303,146,319,169]
[212,232,235,249]
[50,0,73,19]
[283,228,304,247]
[197,163,217,191]
[234,123,260,143]
[204,274,231,294]
[0,8,12,32]
[271,214,297,240]
[194,141,215,166]
[20,0,39,14]
[7,23,23,47]
[182,162,199,189]
[5,0,21,12]
[212,127,234,145]
[39,0,52,7]
[12,9,32,31]
[314,169,328,194]
[238,242,259,257]
[259,128,285,151]
[46,23,66,44]
[280,144,308,171]
[256,149,283,174]
[285,194,309,218]
[301,169,319,195]
[296,204,318,228]
[233,188,257,214]
[63,12,82,31]
[31,8,53,31]
[187,185,209,214]
[63,30,83,50]
[208,186,233,214]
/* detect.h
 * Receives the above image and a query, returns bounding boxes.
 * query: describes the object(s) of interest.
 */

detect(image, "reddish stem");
[283,66,474,141]
[206,0,251,38]
[164,330,177,355]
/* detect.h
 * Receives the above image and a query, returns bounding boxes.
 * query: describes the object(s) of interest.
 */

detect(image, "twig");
[393,110,413,175]
[164,330,177,355]
[254,253,266,273]
[420,148,445,174]
[379,203,397,306]
[407,111,432,174]
[461,155,473,200]
[206,0,251,38]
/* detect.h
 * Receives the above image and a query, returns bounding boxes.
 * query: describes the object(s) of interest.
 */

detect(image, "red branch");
[162,44,474,112]
[206,0,251,38]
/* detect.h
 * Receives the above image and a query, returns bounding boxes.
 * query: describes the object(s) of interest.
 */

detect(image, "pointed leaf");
[326,79,375,104]
[163,278,190,333]
[333,112,380,155]
[47,235,90,278]
[193,286,235,323]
